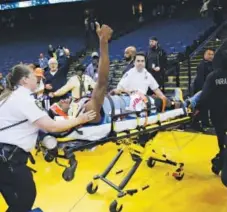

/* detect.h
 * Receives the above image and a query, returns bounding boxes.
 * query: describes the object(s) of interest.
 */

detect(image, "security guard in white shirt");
[0,64,96,212]
[111,52,167,110]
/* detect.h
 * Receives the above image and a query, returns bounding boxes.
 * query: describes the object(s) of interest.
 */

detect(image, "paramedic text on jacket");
[0,64,96,212]
[196,39,227,188]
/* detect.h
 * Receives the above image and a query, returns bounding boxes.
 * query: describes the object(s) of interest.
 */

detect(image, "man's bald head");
[124,46,137,62]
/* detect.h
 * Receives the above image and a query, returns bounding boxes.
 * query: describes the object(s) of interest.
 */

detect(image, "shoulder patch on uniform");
[35,100,44,111]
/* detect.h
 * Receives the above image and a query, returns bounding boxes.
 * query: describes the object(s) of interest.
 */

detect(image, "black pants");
[199,108,210,126]
[215,126,227,152]
[221,147,227,187]
[212,122,227,187]
[0,145,36,212]
[151,70,164,88]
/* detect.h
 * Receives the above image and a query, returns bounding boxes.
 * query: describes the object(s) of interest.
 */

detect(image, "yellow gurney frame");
[37,106,192,212]
[82,116,191,212]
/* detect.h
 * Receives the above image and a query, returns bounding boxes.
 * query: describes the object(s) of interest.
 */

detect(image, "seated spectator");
[48,44,56,58]
[85,52,99,81]
[0,72,6,95]
[123,46,136,74]
[55,46,65,58]
[39,53,49,72]
[58,48,71,67]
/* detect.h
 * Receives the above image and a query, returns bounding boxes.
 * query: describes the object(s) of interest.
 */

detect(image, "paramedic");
[110,52,167,108]
[195,39,227,187]
[0,65,96,212]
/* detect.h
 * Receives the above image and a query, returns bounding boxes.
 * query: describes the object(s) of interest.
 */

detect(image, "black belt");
[0,143,35,167]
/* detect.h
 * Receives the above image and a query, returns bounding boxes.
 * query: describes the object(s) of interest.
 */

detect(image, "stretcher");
[36,102,192,212]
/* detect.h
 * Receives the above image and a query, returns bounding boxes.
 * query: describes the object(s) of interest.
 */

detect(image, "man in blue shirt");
[85,52,99,81]
[0,72,6,95]
[38,53,49,72]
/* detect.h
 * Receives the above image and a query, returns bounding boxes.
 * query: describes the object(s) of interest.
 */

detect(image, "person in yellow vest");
[49,64,96,100]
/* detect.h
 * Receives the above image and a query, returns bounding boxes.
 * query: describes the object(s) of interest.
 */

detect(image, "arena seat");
[81,17,213,66]
[109,17,213,58]
[0,28,84,75]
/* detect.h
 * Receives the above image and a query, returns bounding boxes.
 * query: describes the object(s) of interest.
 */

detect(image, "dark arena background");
[1,0,227,211]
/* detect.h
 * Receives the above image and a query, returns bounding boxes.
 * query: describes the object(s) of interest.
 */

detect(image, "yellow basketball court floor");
[1,131,227,212]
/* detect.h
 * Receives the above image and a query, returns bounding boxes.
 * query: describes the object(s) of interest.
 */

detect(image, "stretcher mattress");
[56,108,187,141]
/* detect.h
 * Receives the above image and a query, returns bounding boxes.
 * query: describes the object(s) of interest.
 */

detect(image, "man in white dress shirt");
[111,52,166,100]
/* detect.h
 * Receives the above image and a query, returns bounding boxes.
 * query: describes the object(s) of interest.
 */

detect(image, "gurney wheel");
[43,151,55,163]
[87,182,98,194]
[147,158,156,168]
[131,154,140,162]
[173,165,184,181]
[173,172,184,181]
[62,168,75,182]
[109,200,123,212]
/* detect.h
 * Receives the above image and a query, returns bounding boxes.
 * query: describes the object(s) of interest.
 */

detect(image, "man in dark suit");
[193,48,214,127]
[193,49,214,93]
[44,48,71,104]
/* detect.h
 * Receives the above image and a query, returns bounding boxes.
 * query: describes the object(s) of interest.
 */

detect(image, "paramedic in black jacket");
[44,51,71,104]
[195,40,227,187]
[146,37,167,90]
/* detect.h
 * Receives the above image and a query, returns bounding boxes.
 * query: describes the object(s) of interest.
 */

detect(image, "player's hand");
[77,110,96,124]
[96,22,113,42]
